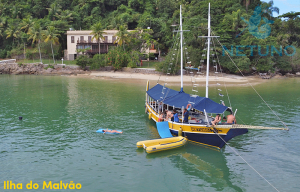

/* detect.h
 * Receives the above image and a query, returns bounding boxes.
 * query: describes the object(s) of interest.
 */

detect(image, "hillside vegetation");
[0,0,299,73]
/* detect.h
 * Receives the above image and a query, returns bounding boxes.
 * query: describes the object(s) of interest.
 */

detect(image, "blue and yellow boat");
[145,84,248,149]
[145,4,287,149]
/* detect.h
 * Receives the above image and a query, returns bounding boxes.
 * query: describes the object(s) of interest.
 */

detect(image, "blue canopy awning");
[193,97,228,114]
[162,92,204,108]
[146,84,179,101]
[147,84,228,114]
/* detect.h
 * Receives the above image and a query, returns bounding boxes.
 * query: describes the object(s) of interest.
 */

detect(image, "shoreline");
[77,71,272,86]
[0,63,297,86]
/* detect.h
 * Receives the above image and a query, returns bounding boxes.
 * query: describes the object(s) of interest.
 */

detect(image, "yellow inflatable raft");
[136,136,187,153]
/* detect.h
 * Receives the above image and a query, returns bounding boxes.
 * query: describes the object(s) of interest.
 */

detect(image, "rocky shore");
[0,63,86,75]
[1,62,299,82]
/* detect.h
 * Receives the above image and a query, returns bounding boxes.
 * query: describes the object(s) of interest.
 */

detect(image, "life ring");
[186,104,192,110]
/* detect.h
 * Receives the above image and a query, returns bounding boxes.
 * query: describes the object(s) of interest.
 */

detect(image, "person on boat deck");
[227,113,236,124]
[221,116,227,124]
[183,108,189,123]
[172,110,179,122]
[158,112,164,122]
[163,110,168,121]
[158,102,163,112]
[166,110,173,121]
[102,129,123,134]
[211,114,221,126]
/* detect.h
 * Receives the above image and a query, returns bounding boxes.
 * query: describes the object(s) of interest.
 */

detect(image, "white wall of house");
[66,30,119,60]
[66,29,157,61]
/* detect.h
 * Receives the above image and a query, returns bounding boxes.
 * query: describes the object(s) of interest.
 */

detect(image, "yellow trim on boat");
[168,122,230,135]
[146,103,159,122]
[145,102,231,150]
[146,80,149,91]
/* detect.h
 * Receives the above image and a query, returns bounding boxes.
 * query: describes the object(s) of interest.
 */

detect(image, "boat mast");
[180,5,183,92]
[205,3,211,98]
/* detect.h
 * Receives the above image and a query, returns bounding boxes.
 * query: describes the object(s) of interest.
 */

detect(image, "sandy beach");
[75,70,267,86]
[0,63,290,86]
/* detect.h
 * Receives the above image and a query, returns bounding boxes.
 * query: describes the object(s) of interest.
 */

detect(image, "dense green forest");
[0,0,299,73]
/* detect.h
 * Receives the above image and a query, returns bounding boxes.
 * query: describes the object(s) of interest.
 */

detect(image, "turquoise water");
[0,75,299,192]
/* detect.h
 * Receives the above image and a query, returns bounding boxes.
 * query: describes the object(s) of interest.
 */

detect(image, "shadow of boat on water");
[145,141,244,191]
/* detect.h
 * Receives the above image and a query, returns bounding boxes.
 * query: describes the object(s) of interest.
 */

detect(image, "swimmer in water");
[102,129,123,134]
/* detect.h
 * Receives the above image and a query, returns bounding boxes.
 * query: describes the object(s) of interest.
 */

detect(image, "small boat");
[137,136,187,153]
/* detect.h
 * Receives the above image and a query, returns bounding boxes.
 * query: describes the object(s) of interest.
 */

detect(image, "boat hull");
[146,103,248,149]
[170,126,248,148]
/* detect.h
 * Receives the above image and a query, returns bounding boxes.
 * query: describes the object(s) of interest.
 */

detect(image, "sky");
[268,0,300,17]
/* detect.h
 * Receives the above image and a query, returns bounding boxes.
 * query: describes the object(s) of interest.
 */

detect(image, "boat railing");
[147,99,216,124]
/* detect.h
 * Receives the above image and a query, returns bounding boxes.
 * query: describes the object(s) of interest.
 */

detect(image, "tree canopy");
[0,0,299,73]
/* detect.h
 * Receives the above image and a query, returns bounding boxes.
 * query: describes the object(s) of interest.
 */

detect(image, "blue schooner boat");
[145,4,287,149]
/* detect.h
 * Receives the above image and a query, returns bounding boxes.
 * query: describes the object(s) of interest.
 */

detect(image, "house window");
[88,36,92,43]
[71,36,74,43]
[77,45,84,49]
[112,36,116,43]
[92,45,98,50]
[104,36,108,42]
[80,36,84,42]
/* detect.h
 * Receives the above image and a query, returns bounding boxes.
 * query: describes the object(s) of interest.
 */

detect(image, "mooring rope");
[212,125,280,192]
[208,30,288,191]
[235,115,246,125]
[211,128,281,192]
[211,30,289,131]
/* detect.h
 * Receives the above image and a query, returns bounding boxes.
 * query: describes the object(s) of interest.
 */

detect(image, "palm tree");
[10,5,23,19]
[90,22,106,54]
[27,23,43,63]
[20,17,34,57]
[47,2,62,21]
[21,16,34,33]
[240,0,253,13]
[115,25,130,51]
[20,32,28,59]
[0,17,6,38]
[263,0,279,17]
[5,21,20,46]
[42,26,60,64]
[57,10,73,23]
[225,9,245,37]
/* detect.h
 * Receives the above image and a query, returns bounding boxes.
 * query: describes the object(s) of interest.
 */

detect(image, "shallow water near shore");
[0,75,299,192]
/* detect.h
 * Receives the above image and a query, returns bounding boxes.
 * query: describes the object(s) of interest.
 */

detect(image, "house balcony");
[76,41,117,55]
[77,39,116,44]
[85,49,109,54]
